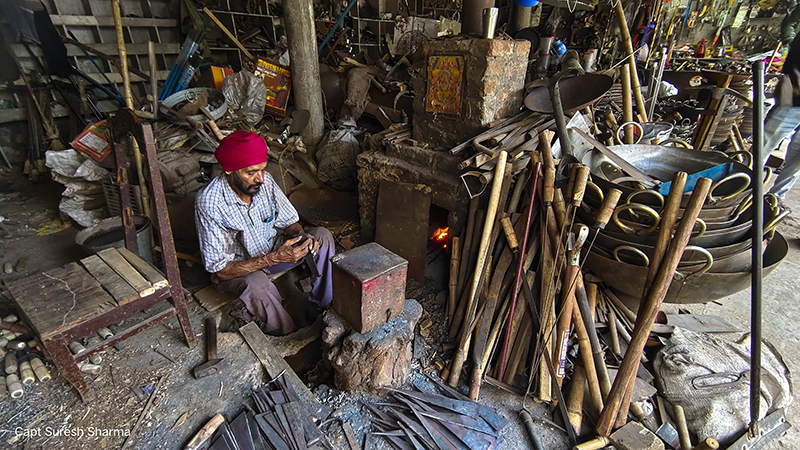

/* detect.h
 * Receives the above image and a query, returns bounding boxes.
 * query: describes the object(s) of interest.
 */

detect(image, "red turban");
[214,130,268,172]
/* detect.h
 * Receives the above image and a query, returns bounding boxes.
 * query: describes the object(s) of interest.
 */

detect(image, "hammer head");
[193,358,226,379]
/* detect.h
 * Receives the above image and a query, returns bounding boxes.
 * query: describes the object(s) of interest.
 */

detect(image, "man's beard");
[230,173,262,197]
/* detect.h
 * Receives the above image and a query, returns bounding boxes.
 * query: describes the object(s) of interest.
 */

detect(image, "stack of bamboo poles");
[442,124,715,447]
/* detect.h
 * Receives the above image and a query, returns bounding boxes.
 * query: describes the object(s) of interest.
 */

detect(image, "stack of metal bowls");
[575,144,789,304]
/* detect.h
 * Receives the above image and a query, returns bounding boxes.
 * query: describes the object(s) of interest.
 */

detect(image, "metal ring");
[707,172,751,205]
[764,166,774,186]
[626,189,665,209]
[661,138,693,149]
[683,245,713,277]
[587,179,604,202]
[612,203,662,235]
[728,151,753,169]
[764,209,790,236]
[765,193,780,212]
[733,192,754,218]
[613,245,650,267]
[692,218,707,239]
[615,121,644,145]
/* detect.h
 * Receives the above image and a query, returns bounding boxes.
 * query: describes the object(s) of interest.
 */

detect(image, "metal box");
[331,242,408,333]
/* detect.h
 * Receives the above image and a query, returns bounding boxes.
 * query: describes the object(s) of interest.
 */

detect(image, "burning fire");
[431,227,450,248]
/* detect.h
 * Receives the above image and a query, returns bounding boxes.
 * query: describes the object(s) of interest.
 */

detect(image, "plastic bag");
[654,327,793,445]
[45,149,109,227]
[315,118,362,191]
[222,71,267,126]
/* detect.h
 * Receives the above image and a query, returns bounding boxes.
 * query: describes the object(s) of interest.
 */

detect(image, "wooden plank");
[239,322,331,421]
[6,263,116,338]
[50,15,178,28]
[117,247,168,289]
[80,254,137,302]
[97,248,155,298]
[82,70,172,85]
[194,285,236,312]
[14,43,180,58]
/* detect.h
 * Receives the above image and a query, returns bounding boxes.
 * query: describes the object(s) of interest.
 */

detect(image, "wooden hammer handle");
[571,165,591,207]
[184,414,225,450]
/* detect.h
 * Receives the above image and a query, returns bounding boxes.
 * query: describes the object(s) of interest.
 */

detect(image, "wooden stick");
[112,0,133,109]
[450,209,485,338]
[604,289,637,324]
[148,41,158,120]
[449,151,508,388]
[503,308,533,385]
[621,64,634,144]
[537,206,556,402]
[674,404,692,450]
[448,236,461,320]
[595,177,711,436]
[608,308,621,356]
[455,198,479,315]
[554,265,578,387]
[567,363,588,434]
[614,0,648,121]
[575,272,612,399]
[121,375,165,448]
[203,8,257,63]
[571,298,604,417]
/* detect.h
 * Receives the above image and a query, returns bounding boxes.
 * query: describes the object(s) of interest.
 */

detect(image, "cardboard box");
[253,58,291,117]
[70,121,111,162]
[199,66,233,90]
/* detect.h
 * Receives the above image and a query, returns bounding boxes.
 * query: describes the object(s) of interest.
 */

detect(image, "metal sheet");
[375,181,432,281]
[666,314,740,333]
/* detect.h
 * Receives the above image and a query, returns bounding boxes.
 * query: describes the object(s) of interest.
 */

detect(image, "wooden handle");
[501,216,519,250]
[674,404,692,450]
[31,357,50,382]
[19,361,34,385]
[207,119,225,140]
[595,188,623,229]
[621,63,634,144]
[694,438,720,450]
[539,130,556,203]
[567,364,587,434]
[185,414,225,450]
[553,189,567,230]
[186,116,203,130]
[573,436,610,450]
[572,165,591,207]
[6,374,22,399]
[5,353,17,375]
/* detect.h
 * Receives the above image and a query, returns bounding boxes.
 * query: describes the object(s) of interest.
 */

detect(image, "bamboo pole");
[148,41,158,120]
[449,151,508,388]
[112,0,133,109]
[448,236,461,320]
[621,64,634,144]
[674,404,692,450]
[451,210,485,338]
[456,197,479,295]
[595,176,711,436]
[554,265,578,387]
[571,296,604,416]
[614,0,648,121]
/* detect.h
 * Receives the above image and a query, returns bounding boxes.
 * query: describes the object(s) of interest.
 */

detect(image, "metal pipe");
[317,0,358,53]
[750,60,765,429]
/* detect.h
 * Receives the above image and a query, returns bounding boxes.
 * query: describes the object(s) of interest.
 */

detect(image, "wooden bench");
[6,120,195,401]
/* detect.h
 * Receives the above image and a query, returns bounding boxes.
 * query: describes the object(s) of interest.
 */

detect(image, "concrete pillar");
[283,0,325,154]
[462,0,495,35]
[512,4,532,33]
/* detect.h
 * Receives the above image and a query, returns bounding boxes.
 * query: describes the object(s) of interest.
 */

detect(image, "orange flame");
[432,226,449,242]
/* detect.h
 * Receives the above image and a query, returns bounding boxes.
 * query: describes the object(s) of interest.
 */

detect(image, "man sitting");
[195,130,334,335]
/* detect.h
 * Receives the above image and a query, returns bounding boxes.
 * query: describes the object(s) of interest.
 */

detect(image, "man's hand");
[271,235,311,264]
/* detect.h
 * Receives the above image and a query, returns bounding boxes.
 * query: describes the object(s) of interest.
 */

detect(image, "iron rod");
[750,60,765,429]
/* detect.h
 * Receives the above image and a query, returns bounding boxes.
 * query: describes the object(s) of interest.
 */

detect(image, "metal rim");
[613,245,650,267]
[707,172,751,205]
[612,203,661,235]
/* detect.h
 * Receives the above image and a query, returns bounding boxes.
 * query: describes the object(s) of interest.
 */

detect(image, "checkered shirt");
[195,172,299,273]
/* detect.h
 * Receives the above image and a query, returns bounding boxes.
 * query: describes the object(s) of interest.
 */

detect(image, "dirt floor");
[1,163,798,450]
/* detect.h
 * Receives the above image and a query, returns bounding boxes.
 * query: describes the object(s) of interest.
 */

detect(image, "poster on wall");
[425,55,464,115]
[253,58,292,117]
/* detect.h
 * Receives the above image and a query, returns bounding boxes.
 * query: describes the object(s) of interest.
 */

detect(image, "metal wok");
[584,231,788,304]
[588,228,759,267]
[582,190,746,221]
[580,144,753,208]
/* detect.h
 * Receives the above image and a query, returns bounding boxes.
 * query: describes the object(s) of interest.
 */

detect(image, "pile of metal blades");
[368,378,509,450]
[207,411,265,450]
[250,373,334,450]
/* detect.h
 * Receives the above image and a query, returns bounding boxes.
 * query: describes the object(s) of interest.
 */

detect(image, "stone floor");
[0,161,798,450]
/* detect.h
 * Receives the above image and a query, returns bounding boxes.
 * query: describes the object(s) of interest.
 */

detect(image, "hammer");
[193,317,226,379]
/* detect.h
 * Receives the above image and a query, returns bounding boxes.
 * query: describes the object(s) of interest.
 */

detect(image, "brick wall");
[412,37,531,148]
